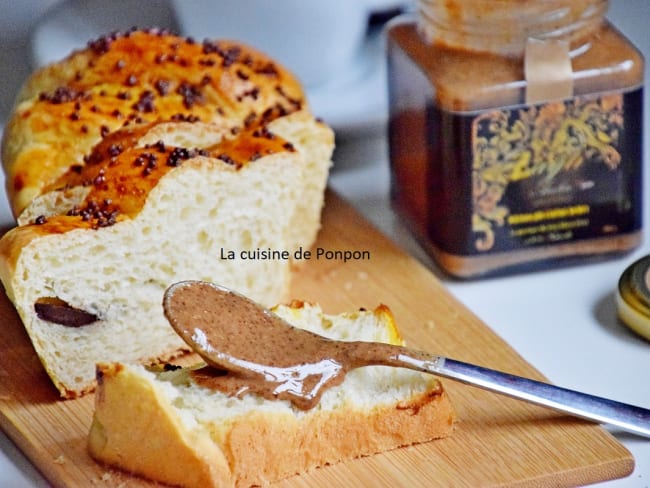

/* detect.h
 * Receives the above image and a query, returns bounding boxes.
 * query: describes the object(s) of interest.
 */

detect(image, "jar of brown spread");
[386,0,644,278]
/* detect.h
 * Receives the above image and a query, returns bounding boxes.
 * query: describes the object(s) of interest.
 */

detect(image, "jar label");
[428,88,643,255]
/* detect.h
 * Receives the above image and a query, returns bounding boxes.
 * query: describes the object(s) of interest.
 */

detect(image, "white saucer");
[30,0,179,66]
[30,0,391,135]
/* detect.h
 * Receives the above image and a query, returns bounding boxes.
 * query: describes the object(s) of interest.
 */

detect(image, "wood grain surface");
[0,191,634,487]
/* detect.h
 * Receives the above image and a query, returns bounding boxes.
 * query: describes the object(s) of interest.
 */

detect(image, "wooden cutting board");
[0,190,633,487]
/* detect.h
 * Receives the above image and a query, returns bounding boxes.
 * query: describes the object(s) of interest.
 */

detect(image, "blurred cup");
[171,0,386,87]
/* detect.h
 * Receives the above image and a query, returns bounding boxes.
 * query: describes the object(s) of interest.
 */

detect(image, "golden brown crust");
[0,225,41,300]
[2,28,306,217]
[89,362,230,486]
[0,120,298,300]
[89,362,456,487]
[227,388,455,487]
[0,29,332,401]
[21,121,295,232]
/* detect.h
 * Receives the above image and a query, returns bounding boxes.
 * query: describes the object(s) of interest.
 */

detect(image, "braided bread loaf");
[0,29,334,398]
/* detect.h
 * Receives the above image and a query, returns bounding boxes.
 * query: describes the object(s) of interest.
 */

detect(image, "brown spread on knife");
[163,281,397,410]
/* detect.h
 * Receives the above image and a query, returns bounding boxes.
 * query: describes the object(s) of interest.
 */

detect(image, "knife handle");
[434,357,650,438]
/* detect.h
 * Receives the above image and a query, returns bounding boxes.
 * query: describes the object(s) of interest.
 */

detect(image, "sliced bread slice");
[88,302,456,487]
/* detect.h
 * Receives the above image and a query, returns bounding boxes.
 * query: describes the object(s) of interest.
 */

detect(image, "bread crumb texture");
[88,303,456,487]
[0,28,334,397]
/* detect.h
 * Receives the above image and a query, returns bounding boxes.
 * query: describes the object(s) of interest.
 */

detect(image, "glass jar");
[386,0,644,278]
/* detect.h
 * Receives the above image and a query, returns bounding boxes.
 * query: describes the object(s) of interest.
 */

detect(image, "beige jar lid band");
[525,37,574,104]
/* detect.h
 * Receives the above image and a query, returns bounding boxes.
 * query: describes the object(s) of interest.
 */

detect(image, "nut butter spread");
[163,281,393,410]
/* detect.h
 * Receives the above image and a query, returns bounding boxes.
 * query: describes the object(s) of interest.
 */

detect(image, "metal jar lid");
[617,255,650,341]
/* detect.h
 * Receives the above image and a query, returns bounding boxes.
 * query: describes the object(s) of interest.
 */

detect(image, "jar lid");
[616,255,650,341]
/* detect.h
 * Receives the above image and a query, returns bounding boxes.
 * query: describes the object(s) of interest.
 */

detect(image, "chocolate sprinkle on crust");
[39,87,85,104]
[216,153,238,166]
[167,147,207,167]
[132,90,156,113]
[154,79,171,96]
[67,199,119,229]
[6,27,309,223]
[176,82,204,109]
